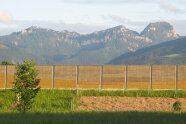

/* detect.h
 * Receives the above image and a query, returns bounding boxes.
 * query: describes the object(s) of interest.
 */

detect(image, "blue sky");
[0,0,186,35]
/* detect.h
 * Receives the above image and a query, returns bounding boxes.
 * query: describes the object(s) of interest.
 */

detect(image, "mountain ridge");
[0,21,179,64]
[108,37,186,65]
[0,42,51,64]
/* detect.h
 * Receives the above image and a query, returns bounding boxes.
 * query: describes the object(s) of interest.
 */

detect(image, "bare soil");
[77,96,186,112]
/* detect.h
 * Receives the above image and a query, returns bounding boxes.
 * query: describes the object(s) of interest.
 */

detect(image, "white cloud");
[160,2,183,13]
[0,10,13,23]
[109,15,131,23]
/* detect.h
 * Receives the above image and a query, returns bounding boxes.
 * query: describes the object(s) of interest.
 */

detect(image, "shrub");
[12,59,40,113]
[173,101,181,112]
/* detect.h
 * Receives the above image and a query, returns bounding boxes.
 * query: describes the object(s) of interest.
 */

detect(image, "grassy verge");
[0,89,186,113]
[0,89,78,113]
[0,111,186,124]
[78,89,186,98]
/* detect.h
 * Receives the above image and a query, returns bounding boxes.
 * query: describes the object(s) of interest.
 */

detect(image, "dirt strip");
[77,96,186,112]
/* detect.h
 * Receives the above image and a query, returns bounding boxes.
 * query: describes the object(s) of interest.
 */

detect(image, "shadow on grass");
[0,111,186,124]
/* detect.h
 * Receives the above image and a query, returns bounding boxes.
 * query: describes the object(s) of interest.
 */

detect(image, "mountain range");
[0,21,180,65]
[108,37,186,65]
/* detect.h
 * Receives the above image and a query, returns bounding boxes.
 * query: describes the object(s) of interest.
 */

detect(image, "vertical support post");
[123,65,125,94]
[125,65,127,89]
[52,65,55,89]
[150,65,152,89]
[71,100,73,111]
[175,65,178,90]
[5,65,7,89]
[100,65,103,89]
[76,65,79,95]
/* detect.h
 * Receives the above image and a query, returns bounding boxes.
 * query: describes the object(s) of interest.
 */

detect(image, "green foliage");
[173,101,181,112]
[12,60,40,113]
[0,90,14,112]
[1,61,13,65]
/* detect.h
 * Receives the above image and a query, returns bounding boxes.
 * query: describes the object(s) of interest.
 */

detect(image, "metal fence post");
[175,65,178,90]
[100,65,103,89]
[150,65,152,89]
[76,65,79,95]
[125,65,127,89]
[5,65,7,89]
[52,65,55,89]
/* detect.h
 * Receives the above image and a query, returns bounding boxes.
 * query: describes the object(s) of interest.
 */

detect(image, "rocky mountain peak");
[140,21,179,43]
[19,26,42,34]
[19,26,60,35]
[28,25,40,30]
[108,25,129,32]
[146,21,174,32]
[101,25,140,37]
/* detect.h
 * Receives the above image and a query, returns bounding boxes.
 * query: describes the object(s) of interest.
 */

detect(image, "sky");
[0,0,186,35]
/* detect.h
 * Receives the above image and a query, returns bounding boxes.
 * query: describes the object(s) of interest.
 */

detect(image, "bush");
[12,60,40,113]
[173,101,181,112]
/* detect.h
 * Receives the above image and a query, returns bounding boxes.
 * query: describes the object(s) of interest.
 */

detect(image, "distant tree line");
[1,61,13,65]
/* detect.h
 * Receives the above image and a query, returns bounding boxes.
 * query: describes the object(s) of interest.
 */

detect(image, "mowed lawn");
[0,89,186,124]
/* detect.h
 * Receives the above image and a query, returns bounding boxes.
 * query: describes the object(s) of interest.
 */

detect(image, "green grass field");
[1,89,186,113]
[1,89,186,124]
[0,89,78,113]
[78,89,186,98]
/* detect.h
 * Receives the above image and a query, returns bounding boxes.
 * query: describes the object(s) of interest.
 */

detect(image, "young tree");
[12,59,40,113]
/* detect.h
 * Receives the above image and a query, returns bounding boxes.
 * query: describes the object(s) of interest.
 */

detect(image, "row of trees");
[1,61,13,65]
